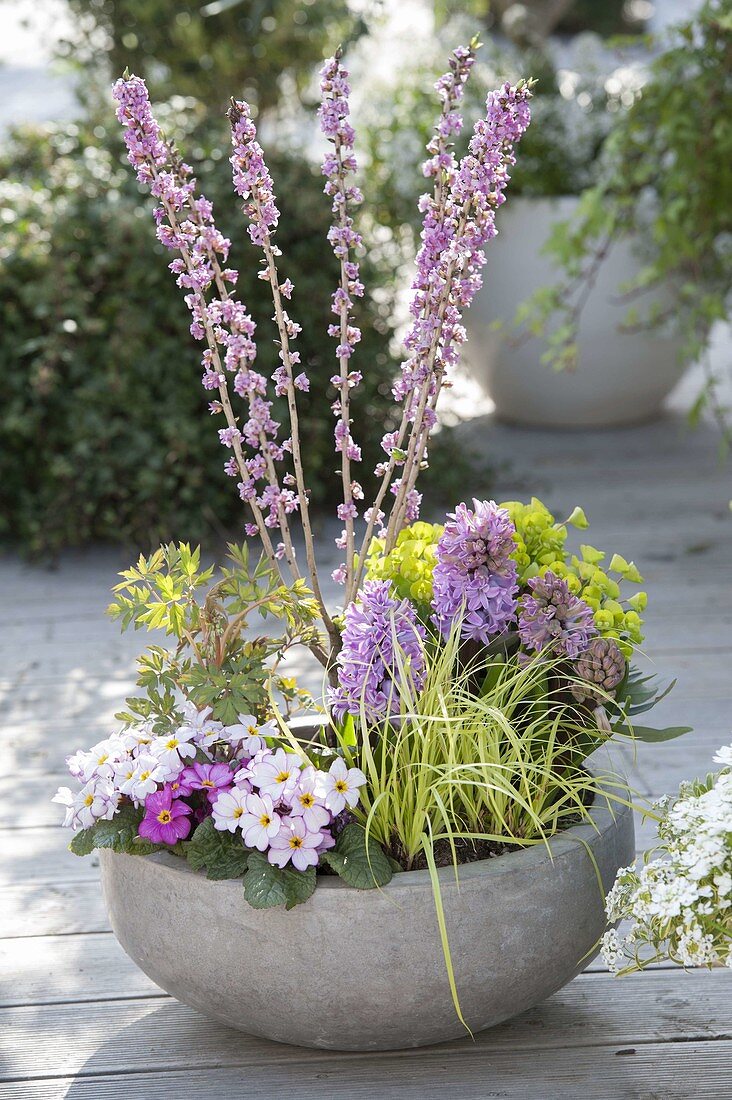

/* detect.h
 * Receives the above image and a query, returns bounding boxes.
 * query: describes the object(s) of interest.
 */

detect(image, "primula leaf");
[69,827,97,857]
[322,824,393,890]
[69,804,147,856]
[186,817,250,880]
[280,864,317,910]
[242,851,316,910]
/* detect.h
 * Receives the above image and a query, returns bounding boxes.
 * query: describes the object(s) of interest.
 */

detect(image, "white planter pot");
[462,196,684,428]
[100,761,634,1051]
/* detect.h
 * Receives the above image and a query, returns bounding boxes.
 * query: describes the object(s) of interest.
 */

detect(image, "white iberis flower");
[601,743,732,975]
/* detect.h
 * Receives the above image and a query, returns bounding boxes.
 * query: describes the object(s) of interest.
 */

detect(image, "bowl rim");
[102,748,632,895]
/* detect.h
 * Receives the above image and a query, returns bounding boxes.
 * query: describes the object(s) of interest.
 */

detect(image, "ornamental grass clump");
[54,44,689,1022]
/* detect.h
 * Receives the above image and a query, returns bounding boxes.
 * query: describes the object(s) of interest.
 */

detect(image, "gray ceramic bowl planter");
[100,760,634,1052]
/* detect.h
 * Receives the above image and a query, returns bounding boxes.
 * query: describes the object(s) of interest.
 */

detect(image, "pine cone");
[572,638,626,703]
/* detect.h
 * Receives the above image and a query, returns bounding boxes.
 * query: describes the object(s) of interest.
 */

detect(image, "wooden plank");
[0,826,100,886]
[2,969,731,1083]
[2,1041,731,1099]
[0,882,108,938]
[0,933,159,1007]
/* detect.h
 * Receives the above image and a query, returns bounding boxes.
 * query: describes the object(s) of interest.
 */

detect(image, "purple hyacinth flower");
[518,570,597,659]
[329,579,427,720]
[431,499,519,644]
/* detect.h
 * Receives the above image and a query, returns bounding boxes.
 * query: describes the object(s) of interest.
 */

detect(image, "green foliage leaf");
[186,816,250,880]
[629,724,693,743]
[68,827,97,857]
[322,824,393,890]
[242,850,317,910]
[68,804,150,856]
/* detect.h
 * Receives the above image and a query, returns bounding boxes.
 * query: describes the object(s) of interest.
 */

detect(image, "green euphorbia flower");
[364,521,443,614]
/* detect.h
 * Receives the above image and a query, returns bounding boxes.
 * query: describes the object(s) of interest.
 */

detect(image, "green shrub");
[0,103,401,553]
[55,0,368,112]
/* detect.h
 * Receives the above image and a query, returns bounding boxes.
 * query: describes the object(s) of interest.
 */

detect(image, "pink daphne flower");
[181,762,233,803]
[138,786,192,845]
[240,792,281,851]
[268,818,323,871]
[316,758,366,815]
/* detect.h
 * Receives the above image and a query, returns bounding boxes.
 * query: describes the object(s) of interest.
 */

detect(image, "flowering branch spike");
[228,94,337,648]
[318,52,364,598]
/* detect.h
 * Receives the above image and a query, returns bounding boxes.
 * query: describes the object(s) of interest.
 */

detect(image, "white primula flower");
[68,736,126,783]
[120,753,167,802]
[222,713,277,758]
[178,700,225,749]
[240,792,281,851]
[119,720,155,753]
[315,757,367,815]
[53,778,118,829]
[149,729,196,775]
[248,747,302,801]
[212,786,249,833]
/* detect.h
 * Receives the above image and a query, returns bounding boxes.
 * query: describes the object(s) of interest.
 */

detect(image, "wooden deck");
[1,409,731,1098]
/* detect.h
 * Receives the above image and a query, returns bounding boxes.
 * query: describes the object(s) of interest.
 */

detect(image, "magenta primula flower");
[518,570,597,659]
[432,499,519,644]
[181,762,233,803]
[138,786,193,845]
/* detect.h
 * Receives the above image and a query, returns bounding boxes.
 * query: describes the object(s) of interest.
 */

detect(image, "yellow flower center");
[247,724,258,735]
[157,809,172,824]
[289,836,303,849]
[259,814,271,827]
[140,770,151,781]
[276,770,291,784]
[233,807,244,819]
[299,793,315,808]
[97,753,109,765]
[84,794,94,807]
[201,779,215,788]
[335,780,348,793]
[165,738,179,750]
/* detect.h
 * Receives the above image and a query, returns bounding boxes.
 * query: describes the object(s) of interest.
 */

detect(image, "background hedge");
[0,105,401,553]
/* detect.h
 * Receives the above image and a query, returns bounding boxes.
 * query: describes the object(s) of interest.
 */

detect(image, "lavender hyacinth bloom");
[432,499,519,644]
[329,580,427,720]
[518,570,597,659]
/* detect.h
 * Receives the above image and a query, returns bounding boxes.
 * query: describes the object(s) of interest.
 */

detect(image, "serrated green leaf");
[186,816,250,880]
[242,851,316,909]
[322,823,393,890]
[242,851,290,908]
[69,827,97,856]
[88,804,146,852]
[281,864,317,909]
[69,804,146,856]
